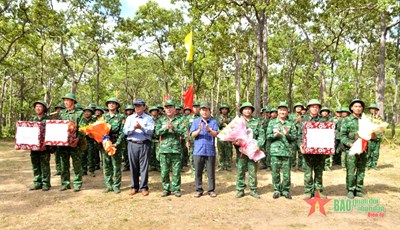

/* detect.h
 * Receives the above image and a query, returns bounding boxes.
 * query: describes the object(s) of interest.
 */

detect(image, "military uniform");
[236,102,265,199]
[156,100,186,196]
[267,102,297,199]
[341,99,367,198]
[330,108,342,165]
[80,107,96,176]
[101,98,126,193]
[366,104,382,170]
[217,104,233,171]
[29,101,51,191]
[58,93,84,192]
[299,99,326,198]
[339,107,351,168]
[319,107,332,171]
[288,103,304,171]
[258,107,270,170]
[148,106,161,171]
[52,103,65,176]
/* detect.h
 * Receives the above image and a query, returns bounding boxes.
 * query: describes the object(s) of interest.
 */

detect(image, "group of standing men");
[27,93,383,200]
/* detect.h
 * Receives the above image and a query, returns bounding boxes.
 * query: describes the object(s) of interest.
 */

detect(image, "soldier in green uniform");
[93,106,104,170]
[299,99,327,199]
[270,108,278,120]
[339,107,351,168]
[80,107,96,177]
[183,107,192,116]
[186,101,201,173]
[181,107,192,169]
[148,106,161,171]
[29,100,52,191]
[156,100,186,197]
[319,107,332,171]
[341,99,368,199]
[157,104,164,117]
[58,93,83,192]
[288,103,304,171]
[258,107,270,170]
[267,102,297,199]
[235,102,265,199]
[331,108,342,166]
[52,103,65,176]
[217,104,234,171]
[366,103,382,170]
[101,97,126,194]
[122,105,134,171]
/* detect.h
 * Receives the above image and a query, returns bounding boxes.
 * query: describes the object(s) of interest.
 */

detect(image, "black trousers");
[193,155,216,193]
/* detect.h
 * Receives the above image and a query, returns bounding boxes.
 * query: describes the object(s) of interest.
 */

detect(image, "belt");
[128,140,149,144]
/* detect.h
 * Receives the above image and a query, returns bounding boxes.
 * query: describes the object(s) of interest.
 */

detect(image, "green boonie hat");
[349,99,365,111]
[149,106,159,112]
[156,104,163,109]
[164,100,176,107]
[368,103,379,110]
[341,107,351,114]
[62,93,77,103]
[239,102,255,113]
[200,102,211,109]
[55,103,65,109]
[183,107,192,112]
[124,105,134,111]
[263,106,270,112]
[89,103,96,108]
[193,101,200,106]
[293,102,304,109]
[307,99,321,108]
[105,97,120,107]
[320,107,330,113]
[277,101,289,109]
[219,104,230,112]
[75,103,83,110]
[270,107,278,113]
[83,107,94,113]
[33,100,48,112]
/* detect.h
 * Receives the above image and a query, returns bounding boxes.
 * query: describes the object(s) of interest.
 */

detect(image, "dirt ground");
[0,140,399,230]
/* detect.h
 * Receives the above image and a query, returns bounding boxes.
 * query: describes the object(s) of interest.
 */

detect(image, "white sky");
[120,0,182,18]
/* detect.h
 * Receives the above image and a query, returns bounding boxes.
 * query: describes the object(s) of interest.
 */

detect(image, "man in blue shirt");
[123,99,154,196]
[190,102,219,198]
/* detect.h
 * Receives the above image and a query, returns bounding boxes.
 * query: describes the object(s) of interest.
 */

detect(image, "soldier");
[29,100,51,191]
[156,100,186,197]
[341,99,368,199]
[157,104,164,116]
[148,106,161,172]
[267,102,297,199]
[260,106,271,170]
[58,93,83,192]
[270,108,278,120]
[183,107,192,116]
[331,108,342,166]
[301,107,307,115]
[217,104,233,171]
[320,107,332,172]
[186,101,201,173]
[235,102,265,199]
[93,106,104,170]
[89,103,97,112]
[52,103,65,176]
[122,105,135,172]
[288,103,304,171]
[366,103,383,170]
[258,107,269,170]
[339,107,351,168]
[181,107,192,168]
[190,102,219,198]
[80,107,96,177]
[300,99,326,199]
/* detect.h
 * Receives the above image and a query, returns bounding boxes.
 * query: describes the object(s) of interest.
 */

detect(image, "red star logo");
[304,190,331,216]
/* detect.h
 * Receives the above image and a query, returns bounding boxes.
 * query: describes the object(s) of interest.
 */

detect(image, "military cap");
[219,104,230,112]
[293,102,304,109]
[193,101,200,106]
[270,107,278,113]
[149,106,159,112]
[307,99,321,108]
[105,97,120,107]
[75,103,83,110]
[239,102,255,113]
[124,105,134,111]
[62,93,77,103]
[156,104,163,109]
[200,102,211,109]
[277,101,289,109]
[349,99,365,111]
[55,103,65,109]
[164,100,175,107]
[83,107,94,113]
[263,106,270,112]
[368,103,379,110]
[89,103,97,108]
[183,107,192,112]
[33,100,48,113]
[341,107,351,114]
[320,107,331,113]
[335,108,342,113]
[95,106,104,112]
[176,105,183,110]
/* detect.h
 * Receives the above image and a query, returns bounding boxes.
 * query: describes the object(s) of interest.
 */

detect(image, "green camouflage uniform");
[258,116,270,169]
[156,115,186,193]
[288,113,302,169]
[267,117,297,196]
[58,108,84,190]
[149,115,161,171]
[79,116,96,175]
[176,113,188,169]
[340,114,368,194]
[366,114,383,169]
[299,114,325,195]
[101,112,125,192]
[236,117,265,194]
[30,114,51,189]
[217,114,233,170]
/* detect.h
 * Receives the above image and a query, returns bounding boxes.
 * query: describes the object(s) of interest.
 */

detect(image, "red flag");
[182,85,194,110]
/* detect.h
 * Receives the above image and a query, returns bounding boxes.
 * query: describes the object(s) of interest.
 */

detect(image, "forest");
[0,0,399,137]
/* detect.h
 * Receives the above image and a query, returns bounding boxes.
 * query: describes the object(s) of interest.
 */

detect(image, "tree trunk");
[216,69,221,114]
[376,12,386,119]
[262,16,269,107]
[234,52,242,116]
[392,21,400,137]
[254,12,264,116]
[0,75,8,136]
[96,52,100,104]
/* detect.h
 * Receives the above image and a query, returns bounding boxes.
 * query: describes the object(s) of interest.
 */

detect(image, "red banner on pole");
[182,85,194,110]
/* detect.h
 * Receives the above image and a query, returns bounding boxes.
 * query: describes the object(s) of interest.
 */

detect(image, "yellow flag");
[184,31,193,61]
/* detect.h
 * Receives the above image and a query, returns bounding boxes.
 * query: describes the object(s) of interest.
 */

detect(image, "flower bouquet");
[218,116,265,161]
[80,118,116,156]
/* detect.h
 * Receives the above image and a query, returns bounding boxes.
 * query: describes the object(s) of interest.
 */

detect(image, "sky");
[120,0,182,18]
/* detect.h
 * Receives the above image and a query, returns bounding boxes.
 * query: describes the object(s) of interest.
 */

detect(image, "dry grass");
[0,140,399,229]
